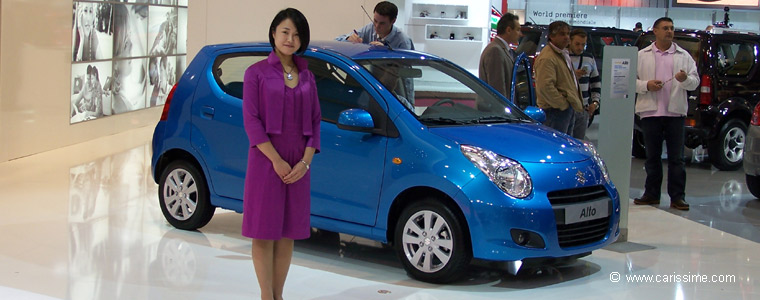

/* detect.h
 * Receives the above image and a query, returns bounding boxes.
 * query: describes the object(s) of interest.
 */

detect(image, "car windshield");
[357,59,531,126]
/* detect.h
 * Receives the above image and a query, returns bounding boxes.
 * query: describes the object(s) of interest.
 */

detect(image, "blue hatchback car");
[151,41,620,283]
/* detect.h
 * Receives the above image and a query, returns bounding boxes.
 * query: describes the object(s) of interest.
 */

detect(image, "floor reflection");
[629,157,760,242]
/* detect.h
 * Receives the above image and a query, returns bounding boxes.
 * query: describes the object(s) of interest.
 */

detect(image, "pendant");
[286,73,293,81]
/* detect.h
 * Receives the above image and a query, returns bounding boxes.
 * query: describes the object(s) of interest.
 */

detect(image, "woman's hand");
[282,162,308,184]
[271,159,292,181]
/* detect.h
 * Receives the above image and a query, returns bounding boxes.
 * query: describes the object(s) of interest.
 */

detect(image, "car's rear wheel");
[747,174,760,199]
[158,160,215,230]
[632,129,646,159]
[394,199,470,284]
[710,120,747,171]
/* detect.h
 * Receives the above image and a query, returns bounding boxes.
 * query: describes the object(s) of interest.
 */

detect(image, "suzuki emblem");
[576,170,586,185]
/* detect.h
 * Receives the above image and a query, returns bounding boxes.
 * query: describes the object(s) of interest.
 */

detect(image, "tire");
[158,160,215,230]
[709,120,747,171]
[747,174,760,199]
[632,129,646,159]
[394,199,471,283]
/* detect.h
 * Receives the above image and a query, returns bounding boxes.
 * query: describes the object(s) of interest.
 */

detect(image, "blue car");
[151,41,620,283]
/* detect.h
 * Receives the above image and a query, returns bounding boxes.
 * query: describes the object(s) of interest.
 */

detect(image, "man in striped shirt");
[568,29,601,140]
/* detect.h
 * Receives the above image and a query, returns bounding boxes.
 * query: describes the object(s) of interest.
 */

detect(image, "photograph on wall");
[111,58,148,114]
[71,61,113,124]
[148,55,177,106]
[176,55,187,81]
[178,7,187,54]
[148,6,178,56]
[150,0,177,5]
[72,2,113,62]
[71,0,188,125]
[112,3,148,58]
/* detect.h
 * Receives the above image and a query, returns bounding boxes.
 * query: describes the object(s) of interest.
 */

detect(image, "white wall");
[0,0,162,163]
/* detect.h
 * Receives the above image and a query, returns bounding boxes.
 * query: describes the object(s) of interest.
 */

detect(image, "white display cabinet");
[411,3,469,23]
[403,1,489,75]
[425,24,482,42]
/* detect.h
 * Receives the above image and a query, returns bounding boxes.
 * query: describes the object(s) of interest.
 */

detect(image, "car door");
[191,50,267,200]
[304,54,390,226]
[510,52,536,109]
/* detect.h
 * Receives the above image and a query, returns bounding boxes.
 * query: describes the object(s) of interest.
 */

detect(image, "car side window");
[213,54,267,99]
[718,42,757,77]
[304,57,382,124]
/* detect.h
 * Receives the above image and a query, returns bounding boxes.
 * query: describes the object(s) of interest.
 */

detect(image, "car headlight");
[460,145,532,198]
[584,142,611,184]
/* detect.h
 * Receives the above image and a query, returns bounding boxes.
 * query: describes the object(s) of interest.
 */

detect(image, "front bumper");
[459,158,620,261]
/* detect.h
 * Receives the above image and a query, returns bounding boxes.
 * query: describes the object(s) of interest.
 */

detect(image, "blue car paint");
[152,41,620,264]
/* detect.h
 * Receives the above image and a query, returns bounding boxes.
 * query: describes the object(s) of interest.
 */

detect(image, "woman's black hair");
[268,8,310,55]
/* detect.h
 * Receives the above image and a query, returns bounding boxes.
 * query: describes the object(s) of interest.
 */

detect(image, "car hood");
[428,123,592,163]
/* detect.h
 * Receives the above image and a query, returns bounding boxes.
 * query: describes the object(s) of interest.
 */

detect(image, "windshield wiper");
[418,117,472,125]
[474,115,529,124]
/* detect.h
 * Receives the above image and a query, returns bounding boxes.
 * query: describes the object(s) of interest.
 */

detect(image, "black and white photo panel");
[149,6,178,56]
[112,3,148,59]
[72,2,113,62]
[70,61,113,124]
[150,0,177,5]
[176,55,187,82]
[177,7,187,55]
[111,58,148,114]
[148,55,177,107]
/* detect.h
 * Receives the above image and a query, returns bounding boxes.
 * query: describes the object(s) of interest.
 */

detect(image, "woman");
[242,8,320,300]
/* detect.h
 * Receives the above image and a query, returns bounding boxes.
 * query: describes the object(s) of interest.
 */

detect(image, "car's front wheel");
[394,199,471,283]
[158,160,215,230]
[710,120,747,171]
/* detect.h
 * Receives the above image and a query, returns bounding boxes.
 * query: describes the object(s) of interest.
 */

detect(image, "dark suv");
[517,24,641,71]
[633,29,760,170]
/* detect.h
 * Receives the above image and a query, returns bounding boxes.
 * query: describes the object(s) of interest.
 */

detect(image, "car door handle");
[688,96,697,101]
[201,106,215,119]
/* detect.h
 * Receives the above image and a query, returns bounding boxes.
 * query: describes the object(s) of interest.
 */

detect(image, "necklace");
[283,64,296,81]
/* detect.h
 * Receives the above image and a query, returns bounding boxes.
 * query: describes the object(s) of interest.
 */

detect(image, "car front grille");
[547,185,611,248]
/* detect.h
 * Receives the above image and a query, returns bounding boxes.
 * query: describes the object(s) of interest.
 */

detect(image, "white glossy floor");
[1,126,759,300]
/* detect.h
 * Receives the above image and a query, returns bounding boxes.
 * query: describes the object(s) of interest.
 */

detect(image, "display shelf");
[425,24,483,42]
[412,3,468,20]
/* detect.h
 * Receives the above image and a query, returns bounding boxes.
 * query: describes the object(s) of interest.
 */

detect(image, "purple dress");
[241,52,321,240]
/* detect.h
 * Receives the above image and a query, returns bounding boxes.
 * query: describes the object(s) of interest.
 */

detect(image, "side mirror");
[337,108,375,132]
[523,106,546,123]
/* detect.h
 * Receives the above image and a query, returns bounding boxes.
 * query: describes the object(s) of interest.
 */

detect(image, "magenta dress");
[241,52,321,240]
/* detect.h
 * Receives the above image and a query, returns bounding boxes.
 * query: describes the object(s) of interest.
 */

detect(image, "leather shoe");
[670,198,690,211]
[633,194,660,205]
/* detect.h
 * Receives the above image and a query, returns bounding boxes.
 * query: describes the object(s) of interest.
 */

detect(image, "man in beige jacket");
[534,21,584,135]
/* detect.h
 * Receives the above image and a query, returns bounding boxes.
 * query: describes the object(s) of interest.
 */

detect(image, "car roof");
[202,40,439,61]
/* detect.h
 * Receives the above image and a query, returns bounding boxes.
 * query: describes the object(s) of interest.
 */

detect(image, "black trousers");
[640,116,686,200]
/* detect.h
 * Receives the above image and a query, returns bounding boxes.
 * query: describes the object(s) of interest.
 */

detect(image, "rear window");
[717,42,757,77]
[213,54,267,99]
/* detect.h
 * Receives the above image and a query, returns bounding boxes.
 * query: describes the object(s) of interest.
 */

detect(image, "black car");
[633,29,760,171]
[517,24,641,72]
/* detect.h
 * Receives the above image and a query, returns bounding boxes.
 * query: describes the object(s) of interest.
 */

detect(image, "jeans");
[640,116,686,200]
[572,110,589,140]
[543,107,575,136]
